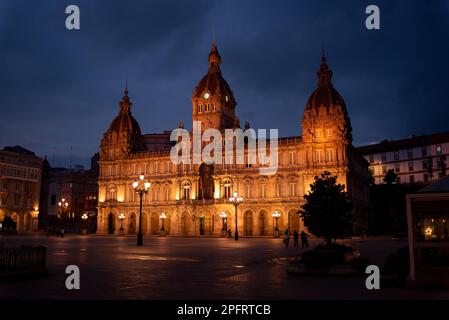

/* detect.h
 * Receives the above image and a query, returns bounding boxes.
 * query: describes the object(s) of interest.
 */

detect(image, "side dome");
[100,85,145,159]
[305,53,347,113]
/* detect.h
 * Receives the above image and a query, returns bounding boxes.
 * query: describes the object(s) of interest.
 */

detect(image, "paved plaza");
[1,235,447,300]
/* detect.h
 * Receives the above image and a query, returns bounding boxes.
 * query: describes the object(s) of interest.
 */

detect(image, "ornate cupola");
[301,52,353,167]
[192,43,239,132]
[100,85,145,160]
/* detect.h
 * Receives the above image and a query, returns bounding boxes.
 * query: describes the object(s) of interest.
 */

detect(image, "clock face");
[204,92,210,99]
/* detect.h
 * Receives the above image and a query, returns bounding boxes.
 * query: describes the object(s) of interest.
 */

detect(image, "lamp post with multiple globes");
[272,210,281,238]
[220,211,228,237]
[132,174,151,246]
[229,191,243,240]
[160,212,167,236]
[81,213,88,235]
[58,198,69,235]
[118,213,125,236]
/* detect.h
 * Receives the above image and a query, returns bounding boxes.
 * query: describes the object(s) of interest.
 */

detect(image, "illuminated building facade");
[0,146,43,232]
[358,132,449,185]
[97,45,370,236]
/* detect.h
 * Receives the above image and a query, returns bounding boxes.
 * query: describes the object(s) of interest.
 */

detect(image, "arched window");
[108,185,117,201]
[223,179,232,199]
[182,181,191,200]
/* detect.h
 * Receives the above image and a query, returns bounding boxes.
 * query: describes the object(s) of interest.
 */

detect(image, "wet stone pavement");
[0,235,447,300]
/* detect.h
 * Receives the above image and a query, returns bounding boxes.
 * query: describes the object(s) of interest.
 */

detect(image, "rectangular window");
[397,176,401,184]
[407,149,413,160]
[395,164,400,173]
[436,145,442,155]
[409,175,415,184]
[290,152,296,165]
[394,151,400,161]
[326,149,334,162]
[316,149,324,163]
[325,128,333,137]
[381,153,387,162]
[421,147,427,157]
[424,174,429,183]
[423,160,428,171]
[51,195,56,205]
[316,129,323,138]
[276,183,281,197]
[408,162,414,172]
[2,182,7,190]
[260,184,265,198]
[382,166,387,174]
[290,183,296,197]
[369,155,374,164]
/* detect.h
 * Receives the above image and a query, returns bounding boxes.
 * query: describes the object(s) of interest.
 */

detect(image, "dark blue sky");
[1,0,449,168]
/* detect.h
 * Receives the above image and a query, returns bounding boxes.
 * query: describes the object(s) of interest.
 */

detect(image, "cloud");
[0,0,448,166]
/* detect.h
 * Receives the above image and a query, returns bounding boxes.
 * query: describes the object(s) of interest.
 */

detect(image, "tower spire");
[317,50,332,88]
[208,42,221,71]
[119,81,131,113]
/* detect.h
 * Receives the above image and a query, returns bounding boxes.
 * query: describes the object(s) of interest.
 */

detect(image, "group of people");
[283,229,308,248]
[225,228,309,247]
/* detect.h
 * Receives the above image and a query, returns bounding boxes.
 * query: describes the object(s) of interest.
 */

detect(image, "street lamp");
[58,198,69,236]
[132,174,151,246]
[229,191,243,241]
[219,211,227,237]
[272,210,281,238]
[81,213,88,235]
[118,213,125,236]
[160,212,167,236]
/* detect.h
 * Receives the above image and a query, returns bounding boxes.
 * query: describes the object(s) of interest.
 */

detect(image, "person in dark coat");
[293,230,299,248]
[300,231,309,248]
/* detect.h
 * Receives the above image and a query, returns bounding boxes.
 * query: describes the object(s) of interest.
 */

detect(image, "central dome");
[192,43,235,103]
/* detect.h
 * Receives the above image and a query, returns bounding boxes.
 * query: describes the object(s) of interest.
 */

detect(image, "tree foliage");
[299,171,353,245]
[383,169,398,185]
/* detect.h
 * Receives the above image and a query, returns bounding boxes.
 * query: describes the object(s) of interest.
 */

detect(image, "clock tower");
[192,43,239,132]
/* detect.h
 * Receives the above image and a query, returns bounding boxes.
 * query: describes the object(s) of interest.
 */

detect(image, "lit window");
[408,162,414,172]
[436,145,442,155]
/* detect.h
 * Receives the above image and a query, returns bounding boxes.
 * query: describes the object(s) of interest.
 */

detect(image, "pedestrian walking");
[284,229,290,248]
[293,230,299,248]
[300,231,308,248]
[227,229,232,239]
